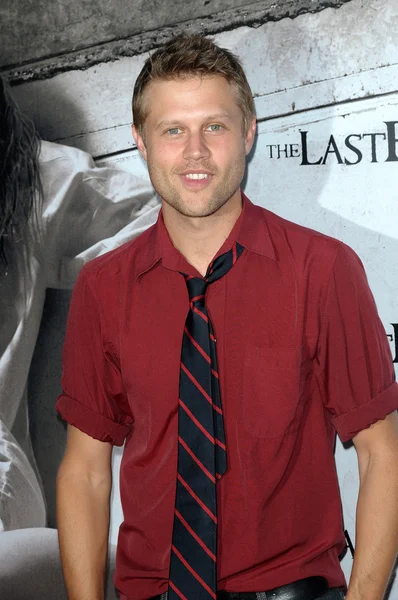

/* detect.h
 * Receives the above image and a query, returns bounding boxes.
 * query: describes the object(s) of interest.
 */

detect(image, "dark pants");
[318,590,346,600]
[155,589,346,600]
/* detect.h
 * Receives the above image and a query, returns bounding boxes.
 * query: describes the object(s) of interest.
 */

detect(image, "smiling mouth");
[185,173,209,180]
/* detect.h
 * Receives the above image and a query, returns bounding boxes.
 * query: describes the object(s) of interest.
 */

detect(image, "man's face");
[133,75,256,219]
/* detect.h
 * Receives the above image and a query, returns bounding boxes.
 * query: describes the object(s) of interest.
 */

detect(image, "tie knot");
[185,276,208,304]
[182,242,245,306]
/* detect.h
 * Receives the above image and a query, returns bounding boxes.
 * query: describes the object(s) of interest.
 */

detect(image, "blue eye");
[208,124,222,132]
[167,127,181,135]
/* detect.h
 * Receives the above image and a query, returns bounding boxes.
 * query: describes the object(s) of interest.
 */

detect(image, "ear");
[244,116,257,155]
[132,124,148,161]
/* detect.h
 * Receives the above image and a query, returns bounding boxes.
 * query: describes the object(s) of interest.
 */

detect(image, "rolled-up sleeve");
[316,243,398,442]
[56,266,132,445]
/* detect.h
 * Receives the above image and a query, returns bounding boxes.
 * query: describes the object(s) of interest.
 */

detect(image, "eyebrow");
[155,113,233,130]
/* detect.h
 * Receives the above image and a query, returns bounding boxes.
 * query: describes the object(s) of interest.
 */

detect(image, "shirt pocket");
[242,345,303,438]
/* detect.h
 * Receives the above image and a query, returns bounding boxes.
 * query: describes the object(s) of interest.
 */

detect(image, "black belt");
[218,576,328,600]
[151,576,329,600]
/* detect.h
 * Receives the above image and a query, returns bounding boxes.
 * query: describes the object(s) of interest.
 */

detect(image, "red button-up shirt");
[56,195,398,600]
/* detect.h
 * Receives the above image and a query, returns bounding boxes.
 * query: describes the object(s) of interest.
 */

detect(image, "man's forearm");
[56,469,111,600]
[346,451,398,600]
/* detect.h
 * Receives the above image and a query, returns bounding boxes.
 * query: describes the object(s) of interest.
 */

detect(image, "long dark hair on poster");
[0,76,43,275]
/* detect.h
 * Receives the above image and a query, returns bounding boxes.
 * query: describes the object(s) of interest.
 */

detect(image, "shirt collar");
[136,192,276,280]
[237,192,276,261]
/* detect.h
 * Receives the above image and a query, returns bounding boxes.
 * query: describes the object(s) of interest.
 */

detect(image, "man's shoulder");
[259,204,343,263]
[79,223,156,287]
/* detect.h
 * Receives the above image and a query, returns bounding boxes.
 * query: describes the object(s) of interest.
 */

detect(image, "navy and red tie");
[168,242,245,600]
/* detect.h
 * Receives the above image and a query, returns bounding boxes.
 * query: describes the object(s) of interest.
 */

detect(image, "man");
[56,33,398,600]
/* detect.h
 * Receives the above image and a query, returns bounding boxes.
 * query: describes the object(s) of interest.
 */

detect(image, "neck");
[162,191,243,276]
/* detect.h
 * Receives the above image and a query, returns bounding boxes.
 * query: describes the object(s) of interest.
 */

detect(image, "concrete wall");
[1,0,252,68]
[2,0,351,80]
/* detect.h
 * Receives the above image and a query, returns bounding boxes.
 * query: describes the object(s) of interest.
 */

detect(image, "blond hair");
[132,33,256,136]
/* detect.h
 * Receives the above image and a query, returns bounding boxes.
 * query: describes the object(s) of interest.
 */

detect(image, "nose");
[183,130,210,161]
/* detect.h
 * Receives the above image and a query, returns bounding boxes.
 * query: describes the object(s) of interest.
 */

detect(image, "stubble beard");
[148,155,246,219]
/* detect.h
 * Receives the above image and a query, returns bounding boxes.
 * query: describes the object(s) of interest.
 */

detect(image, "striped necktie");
[168,242,245,600]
